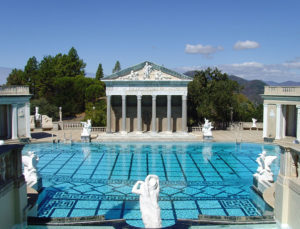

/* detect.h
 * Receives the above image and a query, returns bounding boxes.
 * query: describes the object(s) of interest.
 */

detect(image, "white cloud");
[185,44,223,57]
[283,57,300,69]
[233,40,260,50]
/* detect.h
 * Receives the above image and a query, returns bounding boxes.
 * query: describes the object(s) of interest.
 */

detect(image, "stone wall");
[275,147,300,229]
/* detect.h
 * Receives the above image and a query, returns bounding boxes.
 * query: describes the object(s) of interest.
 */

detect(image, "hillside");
[184,71,266,104]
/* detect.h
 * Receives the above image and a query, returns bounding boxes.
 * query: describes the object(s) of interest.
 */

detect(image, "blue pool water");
[23,142,280,228]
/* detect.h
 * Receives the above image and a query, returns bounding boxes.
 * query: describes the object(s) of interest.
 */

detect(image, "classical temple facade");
[102,61,192,134]
[261,86,300,140]
[0,86,31,140]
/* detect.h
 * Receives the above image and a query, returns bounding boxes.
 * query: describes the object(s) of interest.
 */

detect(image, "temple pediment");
[103,61,191,81]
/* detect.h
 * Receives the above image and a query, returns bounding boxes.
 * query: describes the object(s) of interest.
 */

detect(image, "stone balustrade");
[0,86,30,95]
[63,122,106,132]
[91,127,106,132]
[264,86,300,96]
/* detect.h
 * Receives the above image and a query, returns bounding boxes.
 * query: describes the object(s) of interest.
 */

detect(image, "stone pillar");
[59,107,62,122]
[282,105,286,138]
[296,105,300,141]
[106,95,111,133]
[25,102,31,138]
[182,95,187,132]
[276,104,282,140]
[263,104,268,138]
[11,104,18,140]
[121,95,126,133]
[152,95,156,132]
[167,95,172,132]
[137,95,142,133]
[6,105,11,139]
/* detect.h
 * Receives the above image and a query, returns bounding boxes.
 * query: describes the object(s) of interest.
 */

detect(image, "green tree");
[85,100,106,126]
[188,68,240,128]
[112,60,121,73]
[24,56,39,97]
[95,63,104,80]
[6,69,26,85]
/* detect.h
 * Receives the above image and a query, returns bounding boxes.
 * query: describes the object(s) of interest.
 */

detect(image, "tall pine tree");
[112,61,121,73]
[95,63,104,80]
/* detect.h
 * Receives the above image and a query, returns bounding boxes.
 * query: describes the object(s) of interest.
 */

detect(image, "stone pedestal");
[203,135,213,141]
[81,135,91,143]
[252,175,273,196]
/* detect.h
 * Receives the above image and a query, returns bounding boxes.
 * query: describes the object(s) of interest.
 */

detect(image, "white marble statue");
[81,119,92,136]
[202,118,213,137]
[132,175,162,228]
[35,107,41,121]
[252,118,257,128]
[143,62,152,79]
[254,150,277,182]
[22,151,40,188]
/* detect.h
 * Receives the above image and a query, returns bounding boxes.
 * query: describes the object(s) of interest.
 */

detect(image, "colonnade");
[263,103,300,140]
[106,94,187,133]
[0,103,31,140]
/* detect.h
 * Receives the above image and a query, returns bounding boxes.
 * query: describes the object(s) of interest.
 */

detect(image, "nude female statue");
[132,174,162,228]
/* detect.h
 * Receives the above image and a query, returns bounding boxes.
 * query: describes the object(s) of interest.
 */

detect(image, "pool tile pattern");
[24,142,280,228]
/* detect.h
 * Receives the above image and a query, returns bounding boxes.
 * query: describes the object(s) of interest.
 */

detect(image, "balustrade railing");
[91,127,106,132]
[0,86,30,95]
[63,122,83,129]
[264,86,300,96]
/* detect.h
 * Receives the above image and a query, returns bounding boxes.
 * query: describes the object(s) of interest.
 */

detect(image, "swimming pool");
[23,142,280,228]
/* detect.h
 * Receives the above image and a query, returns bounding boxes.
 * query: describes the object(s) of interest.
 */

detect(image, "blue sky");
[0,0,300,82]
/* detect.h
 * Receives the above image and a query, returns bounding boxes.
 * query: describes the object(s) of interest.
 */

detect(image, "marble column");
[263,104,268,138]
[276,104,282,140]
[11,104,18,140]
[25,102,31,138]
[137,95,142,133]
[122,95,126,133]
[167,95,172,132]
[6,105,11,139]
[152,95,156,132]
[182,95,187,132]
[106,95,111,133]
[296,105,300,141]
[282,105,286,138]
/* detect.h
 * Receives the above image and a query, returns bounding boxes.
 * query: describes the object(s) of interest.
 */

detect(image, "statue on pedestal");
[81,119,92,142]
[254,151,277,182]
[132,175,162,228]
[35,107,41,121]
[81,119,92,136]
[202,118,213,137]
[252,118,257,128]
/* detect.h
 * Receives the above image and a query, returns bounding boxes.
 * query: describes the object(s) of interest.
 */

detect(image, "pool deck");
[5,128,300,153]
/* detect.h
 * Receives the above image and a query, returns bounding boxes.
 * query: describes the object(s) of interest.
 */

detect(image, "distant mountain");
[184,71,266,104]
[265,81,300,86]
[0,67,12,85]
